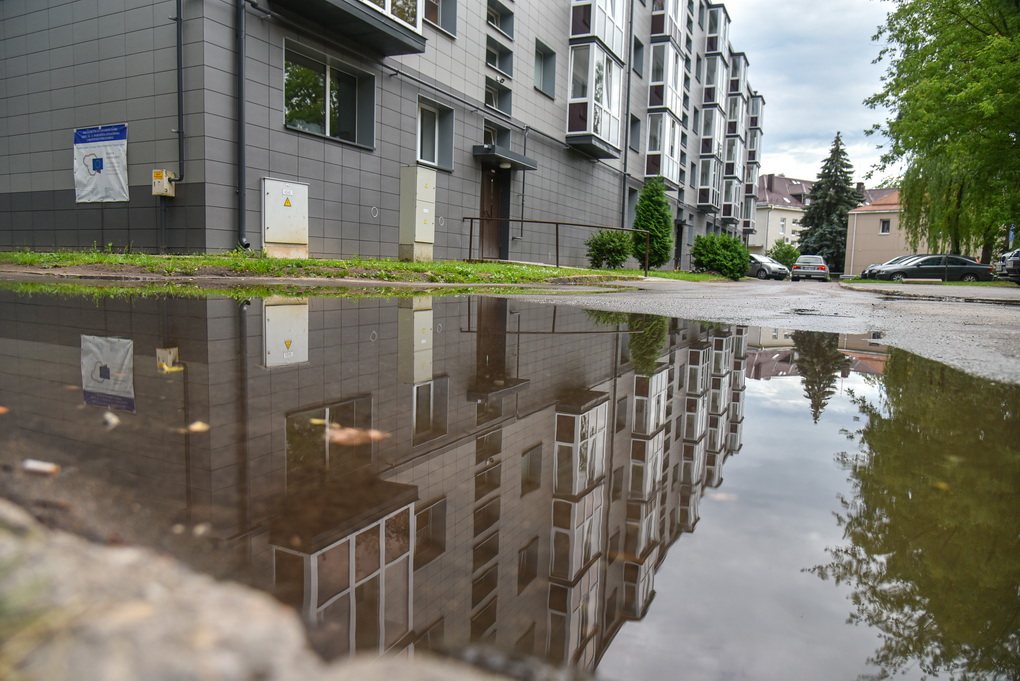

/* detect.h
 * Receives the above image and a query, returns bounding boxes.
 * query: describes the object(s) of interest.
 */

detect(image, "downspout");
[236,0,251,249]
[848,212,857,275]
[170,0,186,185]
[620,0,636,229]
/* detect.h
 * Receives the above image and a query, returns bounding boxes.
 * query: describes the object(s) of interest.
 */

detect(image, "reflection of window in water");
[554,401,608,496]
[413,378,449,444]
[520,445,542,496]
[476,428,503,464]
[414,498,446,568]
[286,396,373,489]
[475,462,502,500]
[473,531,499,572]
[518,537,538,591]
[274,506,412,656]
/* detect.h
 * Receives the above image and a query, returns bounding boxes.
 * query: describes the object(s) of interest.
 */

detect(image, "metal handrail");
[463,217,651,277]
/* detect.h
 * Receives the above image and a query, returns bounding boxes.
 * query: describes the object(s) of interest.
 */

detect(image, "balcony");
[272,0,426,56]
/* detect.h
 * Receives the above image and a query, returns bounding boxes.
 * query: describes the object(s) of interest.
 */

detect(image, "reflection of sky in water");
[598,374,912,681]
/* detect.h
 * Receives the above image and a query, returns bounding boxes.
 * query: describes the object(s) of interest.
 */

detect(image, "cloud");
[722,0,894,183]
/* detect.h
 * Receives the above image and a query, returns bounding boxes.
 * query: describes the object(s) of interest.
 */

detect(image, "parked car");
[1004,251,1020,285]
[872,255,994,282]
[995,248,1020,279]
[747,254,790,280]
[791,255,829,281]
[861,254,932,279]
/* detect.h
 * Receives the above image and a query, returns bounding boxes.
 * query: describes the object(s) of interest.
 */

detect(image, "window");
[417,99,454,169]
[517,538,538,591]
[633,37,644,77]
[476,463,501,500]
[880,219,891,234]
[534,41,556,98]
[486,37,513,77]
[567,43,622,146]
[415,498,447,568]
[779,217,786,234]
[485,77,512,115]
[285,396,373,492]
[521,445,542,495]
[412,377,449,445]
[476,428,502,464]
[474,498,501,536]
[486,0,513,37]
[424,0,457,34]
[483,121,511,147]
[629,115,641,152]
[284,47,374,147]
[615,396,628,432]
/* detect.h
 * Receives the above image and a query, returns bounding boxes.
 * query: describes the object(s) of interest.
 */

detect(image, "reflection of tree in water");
[811,348,1020,679]
[584,310,668,375]
[791,330,851,422]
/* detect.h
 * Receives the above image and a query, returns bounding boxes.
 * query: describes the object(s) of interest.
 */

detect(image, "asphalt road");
[516,279,1020,386]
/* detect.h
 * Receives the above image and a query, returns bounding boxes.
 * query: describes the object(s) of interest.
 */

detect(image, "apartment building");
[0,0,764,269]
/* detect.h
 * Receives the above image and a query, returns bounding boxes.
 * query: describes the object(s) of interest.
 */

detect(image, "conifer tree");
[631,176,674,269]
[797,133,863,270]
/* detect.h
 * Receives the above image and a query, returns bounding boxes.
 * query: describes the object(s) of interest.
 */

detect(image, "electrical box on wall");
[399,165,436,261]
[263,178,309,258]
[263,297,309,367]
[398,296,434,384]
[152,169,176,197]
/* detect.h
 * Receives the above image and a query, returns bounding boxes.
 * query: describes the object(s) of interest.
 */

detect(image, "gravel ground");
[511,278,1020,386]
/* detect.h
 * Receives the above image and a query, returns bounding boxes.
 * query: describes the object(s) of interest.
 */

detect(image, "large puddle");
[1,290,1017,680]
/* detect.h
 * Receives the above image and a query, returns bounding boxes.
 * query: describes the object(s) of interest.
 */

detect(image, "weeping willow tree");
[898,151,1012,262]
[868,0,1020,259]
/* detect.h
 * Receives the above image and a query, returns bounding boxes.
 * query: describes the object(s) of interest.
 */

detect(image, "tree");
[867,0,1020,260]
[765,239,800,269]
[631,176,674,269]
[797,133,863,269]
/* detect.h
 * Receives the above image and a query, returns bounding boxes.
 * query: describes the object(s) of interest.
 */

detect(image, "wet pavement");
[1,285,1018,680]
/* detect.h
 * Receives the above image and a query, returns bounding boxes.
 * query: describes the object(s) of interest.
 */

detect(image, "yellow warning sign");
[284,198,292,207]
[285,340,292,349]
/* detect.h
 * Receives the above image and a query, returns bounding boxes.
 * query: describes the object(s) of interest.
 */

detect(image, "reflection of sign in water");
[81,334,135,412]
[73,124,129,202]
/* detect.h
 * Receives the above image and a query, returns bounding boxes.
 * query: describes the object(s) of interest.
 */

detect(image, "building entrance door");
[479,167,509,259]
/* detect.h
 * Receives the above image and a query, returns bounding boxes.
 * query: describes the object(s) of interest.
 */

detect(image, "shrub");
[691,233,750,280]
[766,239,801,269]
[631,177,674,269]
[585,229,632,269]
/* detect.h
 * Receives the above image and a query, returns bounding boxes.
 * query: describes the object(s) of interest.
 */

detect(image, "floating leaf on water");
[103,411,121,430]
[308,418,327,426]
[933,481,951,491]
[187,421,210,433]
[157,362,184,374]
[22,459,61,476]
[327,424,391,446]
[0,405,8,415]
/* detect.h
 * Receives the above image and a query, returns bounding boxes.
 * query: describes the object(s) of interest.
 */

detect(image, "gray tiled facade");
[1,0,762,269]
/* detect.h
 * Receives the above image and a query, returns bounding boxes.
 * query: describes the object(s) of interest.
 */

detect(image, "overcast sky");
[720,0,898,186]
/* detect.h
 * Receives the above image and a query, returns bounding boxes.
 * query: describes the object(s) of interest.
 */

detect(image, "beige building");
[844,190,911,276]
[750,174,812,252]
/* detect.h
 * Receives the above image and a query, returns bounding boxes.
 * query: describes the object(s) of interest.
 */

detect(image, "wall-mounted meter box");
[152,169,176,197]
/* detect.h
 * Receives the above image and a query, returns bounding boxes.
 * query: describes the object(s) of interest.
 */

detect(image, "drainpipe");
[170,0,186,185]
[848,212,858,275]
[236,0,251,249]
[620,0,636,229]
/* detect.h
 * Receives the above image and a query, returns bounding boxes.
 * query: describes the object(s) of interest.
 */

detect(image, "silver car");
[747,254,790,280]
[791,255,829,281]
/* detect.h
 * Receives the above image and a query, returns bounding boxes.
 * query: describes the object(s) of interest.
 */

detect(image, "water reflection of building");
[0,291,749,672]
[746,328,890,381]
